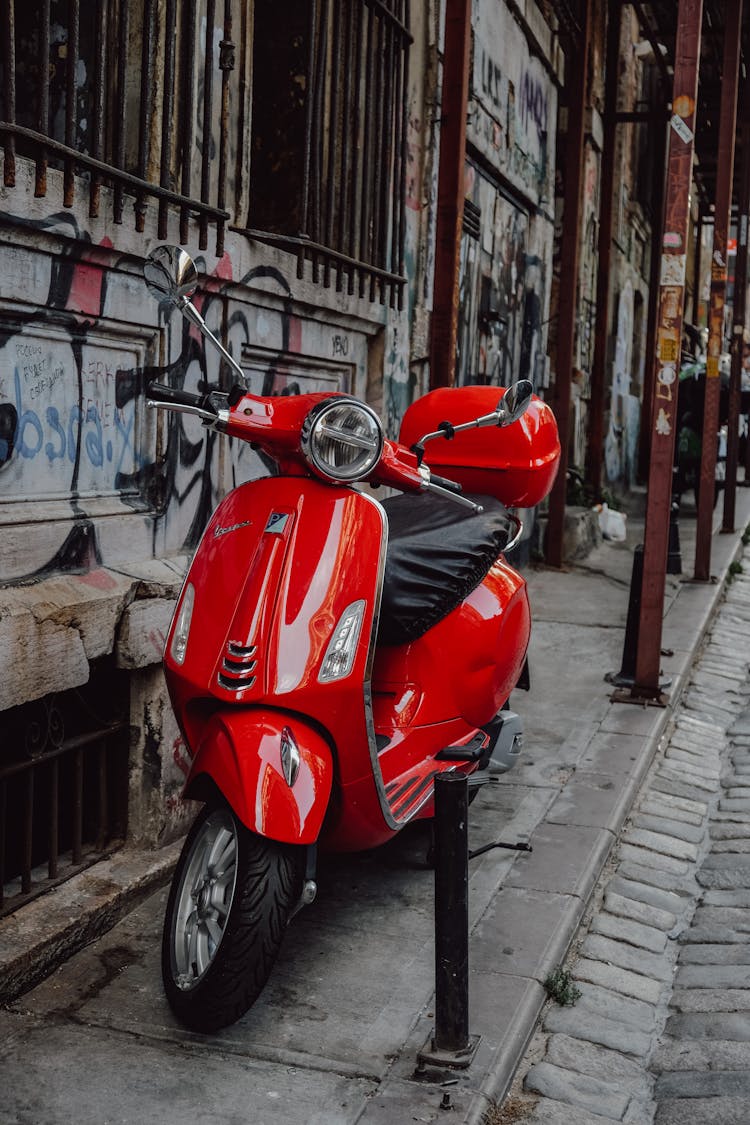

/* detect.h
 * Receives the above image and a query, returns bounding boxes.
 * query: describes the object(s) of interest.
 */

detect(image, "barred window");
[0,0,411,300]
[0,0,232,253]
[246,0,411,307]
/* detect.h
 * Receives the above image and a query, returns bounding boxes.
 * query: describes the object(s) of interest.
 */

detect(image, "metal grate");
[0,0,232,254]
[0,661,129,918]
[244,0,412,307]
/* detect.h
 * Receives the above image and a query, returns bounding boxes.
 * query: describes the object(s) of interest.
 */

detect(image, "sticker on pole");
[655,408,672,436]
[670,114,694,144]
[661,256,686,286]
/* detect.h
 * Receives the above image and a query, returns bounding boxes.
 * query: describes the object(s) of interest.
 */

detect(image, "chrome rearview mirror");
[144,244,199,306]
[497,379,533,427]
[143,245,248,391]
[414,378,535,454]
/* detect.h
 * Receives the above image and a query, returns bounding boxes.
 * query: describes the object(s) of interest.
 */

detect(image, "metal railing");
[0,0,232,253]
[0,669,129,918]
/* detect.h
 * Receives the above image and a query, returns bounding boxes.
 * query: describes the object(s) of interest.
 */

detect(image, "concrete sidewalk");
[1,490,749,1125]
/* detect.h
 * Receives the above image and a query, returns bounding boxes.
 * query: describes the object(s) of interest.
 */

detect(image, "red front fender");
[183,710,333,845]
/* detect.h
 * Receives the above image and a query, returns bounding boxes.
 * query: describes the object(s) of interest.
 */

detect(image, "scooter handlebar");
[428,472,463,494]
[147,381,211,411]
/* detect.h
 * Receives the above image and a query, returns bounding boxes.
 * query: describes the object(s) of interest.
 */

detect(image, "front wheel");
[161,801,304,1032]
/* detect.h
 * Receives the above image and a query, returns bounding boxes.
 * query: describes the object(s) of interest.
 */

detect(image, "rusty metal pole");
[544,0,593,567]
[626,0,703,701]
[724,96,750,528]
[587,0,621,498]
[429,0,472,390]
[694,0,742,579]
[638,113,669,483]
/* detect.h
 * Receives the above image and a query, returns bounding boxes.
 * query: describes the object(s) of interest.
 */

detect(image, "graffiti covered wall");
[455,0,558,390]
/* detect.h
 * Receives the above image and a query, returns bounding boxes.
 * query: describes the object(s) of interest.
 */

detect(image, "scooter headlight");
[301,398,384,482]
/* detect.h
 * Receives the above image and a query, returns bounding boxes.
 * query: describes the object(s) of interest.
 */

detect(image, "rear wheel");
[162,801,303,1032]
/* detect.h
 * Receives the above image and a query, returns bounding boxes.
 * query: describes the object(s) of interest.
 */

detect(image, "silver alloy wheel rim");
[171,807,239,990]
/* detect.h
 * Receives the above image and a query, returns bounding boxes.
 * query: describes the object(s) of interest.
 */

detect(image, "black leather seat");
[377,491,516,647]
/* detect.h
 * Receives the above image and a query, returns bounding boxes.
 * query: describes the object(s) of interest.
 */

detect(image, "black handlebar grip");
[147,382,208,410]
[430,472,463,494]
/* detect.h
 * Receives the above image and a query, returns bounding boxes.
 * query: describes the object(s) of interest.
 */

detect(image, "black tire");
[161,801,303,1032]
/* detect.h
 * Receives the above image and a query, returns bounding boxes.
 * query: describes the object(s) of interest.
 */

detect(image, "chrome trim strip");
[505,514,524,554]
[357,491,401,831]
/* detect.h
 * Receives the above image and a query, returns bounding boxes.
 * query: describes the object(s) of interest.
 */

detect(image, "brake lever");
[146,399,222,425]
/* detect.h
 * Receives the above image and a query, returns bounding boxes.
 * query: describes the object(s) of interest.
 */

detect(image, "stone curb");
[462,521,750,1125]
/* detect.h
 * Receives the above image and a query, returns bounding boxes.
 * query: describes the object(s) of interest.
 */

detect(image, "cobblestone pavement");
[496,544,750,1125]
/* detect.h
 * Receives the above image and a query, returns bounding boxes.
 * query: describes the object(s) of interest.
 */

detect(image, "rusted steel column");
[694,0,742,579]
[637,113,668,483]
[631,0,703,699]
[544,0,593,567]
[724,99,750,529]
[429,0,472,390]
[587,0,621,497]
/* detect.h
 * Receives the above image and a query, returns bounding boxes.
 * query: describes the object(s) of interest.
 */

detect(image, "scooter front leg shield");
[184,710,333,845]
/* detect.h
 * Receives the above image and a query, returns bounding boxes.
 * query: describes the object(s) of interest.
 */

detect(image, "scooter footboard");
[183,710,333,845]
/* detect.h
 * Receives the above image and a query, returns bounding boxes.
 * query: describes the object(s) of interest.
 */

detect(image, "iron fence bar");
[336,0,354,291]
[299,0,319,278]
[370,11,386,299]
[36,0,51,199]
[72,747,83,865]
[0,123,229,220]
[359,0,375,296]
[180,0,198,243]
[311,0,330,283]
[382,9,398,308]
[199,0,216,251]
[96,741,108,852]
[89,0,106,217]
[324,0,341,288]
[2,0,16,187]
[158,0,178,239]
[347,0,364,294]
[216,0,234,257]
[63,0,80,207]
[391,0,407,309]
[136,0,157,232]
[22,772,33,894]
[48,758,59,878]
[114,0,130,223]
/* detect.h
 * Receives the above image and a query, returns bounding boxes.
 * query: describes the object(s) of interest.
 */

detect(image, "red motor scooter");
[143,246,560,1032]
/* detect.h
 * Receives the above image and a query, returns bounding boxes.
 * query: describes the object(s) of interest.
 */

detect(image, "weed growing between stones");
[542,966,581,1006]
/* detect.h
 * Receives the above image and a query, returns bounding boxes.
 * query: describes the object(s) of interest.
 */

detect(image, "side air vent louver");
[217,641,258,692]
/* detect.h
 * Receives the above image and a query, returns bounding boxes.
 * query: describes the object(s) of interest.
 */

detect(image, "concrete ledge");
[0,840,180,1003]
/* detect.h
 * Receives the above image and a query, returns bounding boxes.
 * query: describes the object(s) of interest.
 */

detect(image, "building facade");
[1,0,655,916]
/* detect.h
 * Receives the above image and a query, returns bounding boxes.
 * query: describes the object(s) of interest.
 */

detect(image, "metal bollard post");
[604,544,644,688]
[417,773,480,1070]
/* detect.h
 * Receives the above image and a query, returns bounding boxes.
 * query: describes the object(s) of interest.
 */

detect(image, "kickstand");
[468,840,532,860]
